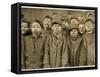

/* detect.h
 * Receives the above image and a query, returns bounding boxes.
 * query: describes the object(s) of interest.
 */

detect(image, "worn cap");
[69,23,79,30]
[52,19,62,26]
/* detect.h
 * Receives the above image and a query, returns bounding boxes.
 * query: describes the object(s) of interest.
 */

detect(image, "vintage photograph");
[21,5,96,71]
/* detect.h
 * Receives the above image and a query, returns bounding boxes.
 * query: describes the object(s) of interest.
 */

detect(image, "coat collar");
[68,36,82,51]
[51,33,63,41]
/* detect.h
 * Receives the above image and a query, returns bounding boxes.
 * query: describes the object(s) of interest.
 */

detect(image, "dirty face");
[85,21,94,32]
[79,24,85,34]
[68,14,71,19]
[52,23,62,34]
[52,13,57,19]
[21,22,29,35]
[62,21,69,29]
[43,18,52,30]
[88,14,95,23]
[70,18,79,25]
[30,21,42,35]
[70,29,78,38]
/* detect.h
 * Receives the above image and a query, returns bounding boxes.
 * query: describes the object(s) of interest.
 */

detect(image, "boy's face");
[70,29,78,38]
[71,19,78,25]
[68,14,71,19]
[79,24,85,34]
[62,21,69,29]
[43,18,52,30]
[30,22,42,34]
[85,21,94,32]
[88,14,95,22]
[52,24,62,34]
[21,22,29,35]
[52,13,57,19]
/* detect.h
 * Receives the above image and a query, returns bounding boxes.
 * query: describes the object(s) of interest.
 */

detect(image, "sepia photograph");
[21,5,96,70]
[11,3,97,74]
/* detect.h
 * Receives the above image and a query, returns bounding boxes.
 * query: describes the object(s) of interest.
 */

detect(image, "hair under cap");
[30,20,43,29]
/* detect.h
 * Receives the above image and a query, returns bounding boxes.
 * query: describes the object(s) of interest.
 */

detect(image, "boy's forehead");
[71,28,78,32]
[21,22,28,26]
[71,18,78,21]
[22,22,28,24]
[71,18,79,23]
[44,17,51,21]
[85,21,93,25]
[31,22,40,26]
[52,23,61,27]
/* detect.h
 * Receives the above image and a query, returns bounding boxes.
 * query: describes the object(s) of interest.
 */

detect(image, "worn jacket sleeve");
[43,37,51,68]
[21,37,25,68]
[79,40,87,66]
[61,36,69,67]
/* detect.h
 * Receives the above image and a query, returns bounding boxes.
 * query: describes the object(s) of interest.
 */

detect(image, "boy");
[87,12,95,23]
[61,18,69,37]
[43,20,69,68]
[83,19,95,65]
[42,15,52,37]
[21,20,30,69]
[70,18,79,25]
[78,23,86,36]
[24,20,46,69]
[67,24,87,66]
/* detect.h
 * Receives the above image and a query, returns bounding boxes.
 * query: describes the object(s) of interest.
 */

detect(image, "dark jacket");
[21,35,26,69]
[43,34,69,68]
[22,35,46,69]
[67,36,87,66]
[82,32,95,65]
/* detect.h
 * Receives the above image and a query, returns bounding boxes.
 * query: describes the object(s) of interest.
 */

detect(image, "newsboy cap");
[52,19,62,26]
[69,23,79,30]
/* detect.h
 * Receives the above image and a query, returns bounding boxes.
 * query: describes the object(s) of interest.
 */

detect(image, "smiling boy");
[21,20,30,69]
[82,19,95,65]
[23,20,46,69]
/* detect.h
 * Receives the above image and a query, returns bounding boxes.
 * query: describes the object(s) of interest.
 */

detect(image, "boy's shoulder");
[46,34,52,40]
[47,34,66,40]
[24,35,46,43]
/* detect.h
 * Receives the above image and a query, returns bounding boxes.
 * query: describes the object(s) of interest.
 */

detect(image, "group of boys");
[21,13,95,69]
